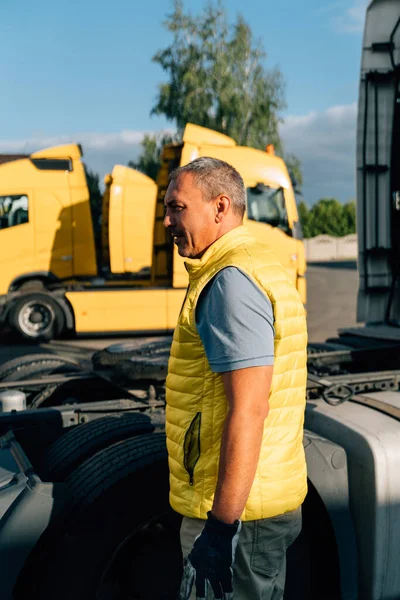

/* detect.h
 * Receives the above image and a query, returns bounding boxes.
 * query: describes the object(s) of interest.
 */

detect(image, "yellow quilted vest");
[166,226,308,520]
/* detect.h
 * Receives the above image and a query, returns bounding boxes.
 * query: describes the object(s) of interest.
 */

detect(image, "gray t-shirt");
[195,267,275,373]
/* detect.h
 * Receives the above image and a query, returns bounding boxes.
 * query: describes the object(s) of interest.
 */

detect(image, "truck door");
[105,166,157,275]
[0,192,34,294]
[33,187,74,280]
[122,172,157,274]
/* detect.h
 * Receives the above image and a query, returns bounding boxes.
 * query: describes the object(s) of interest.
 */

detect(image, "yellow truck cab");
[0,124,306,341]
[0,144,97,289]
[153,123,306,299]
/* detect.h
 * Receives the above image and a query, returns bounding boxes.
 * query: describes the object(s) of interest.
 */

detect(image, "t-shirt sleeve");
[195,267,275,373]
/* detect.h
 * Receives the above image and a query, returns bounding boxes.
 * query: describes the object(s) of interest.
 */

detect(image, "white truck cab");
[304,3,400,598]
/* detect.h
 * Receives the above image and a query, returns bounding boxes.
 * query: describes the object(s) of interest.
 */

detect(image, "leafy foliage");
[285,153,303,191]
[298,201,312,239]
[152,0,286,151]
[298,199,356,238]
[131,0,303,185]
[84,164,103,260]
[84,165,102,224]
[342,200,356,234]
[128,133,174,181]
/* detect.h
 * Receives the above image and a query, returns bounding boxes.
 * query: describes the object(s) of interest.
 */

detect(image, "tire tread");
[65,434,167,514]
[43,414,154,480]
[0,353,80,382]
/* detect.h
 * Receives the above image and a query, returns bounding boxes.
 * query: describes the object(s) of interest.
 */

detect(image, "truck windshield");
[246,184,289,231]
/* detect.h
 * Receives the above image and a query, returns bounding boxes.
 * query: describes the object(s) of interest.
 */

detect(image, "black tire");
[284,482,342,600]
[115,355,169,382]
[15,434,182,600]
[18,279,46,292]
[0,353,81,382]
[41,413,155,482]
[9,293,65,341]
[92,338,171,369]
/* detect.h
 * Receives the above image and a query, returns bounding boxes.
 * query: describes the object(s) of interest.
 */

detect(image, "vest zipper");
[183,412,201,487]
[178,285,190,318]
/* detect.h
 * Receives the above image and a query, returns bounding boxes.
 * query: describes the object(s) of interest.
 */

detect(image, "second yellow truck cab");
[0,124,306,341]
[153,123,306,299]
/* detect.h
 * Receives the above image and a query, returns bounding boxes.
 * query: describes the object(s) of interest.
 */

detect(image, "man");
[163,157,308,600]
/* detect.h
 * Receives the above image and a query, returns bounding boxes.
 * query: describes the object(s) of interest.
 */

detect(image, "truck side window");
[0,195,29,230]
[246,185,289,232]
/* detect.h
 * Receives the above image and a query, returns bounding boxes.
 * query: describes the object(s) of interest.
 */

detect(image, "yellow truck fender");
[8,271,60,293]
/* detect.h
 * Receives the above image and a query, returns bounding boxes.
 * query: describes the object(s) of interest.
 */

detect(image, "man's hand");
[180,512,242,600]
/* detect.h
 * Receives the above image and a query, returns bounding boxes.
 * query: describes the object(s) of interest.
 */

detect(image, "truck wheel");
[0,353,81,382]
[41,413,155,481]
[14,434,183,600]
[9,293,65,341]
[18,279,46,292]
[284,482,341,600]
[92,338,172,369]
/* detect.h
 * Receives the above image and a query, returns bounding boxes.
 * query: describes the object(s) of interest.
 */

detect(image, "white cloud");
[0,130,145,153]
[0,129,163,185]
[0,106,357,204]
[280,103,357,203]
[331,0,368,34]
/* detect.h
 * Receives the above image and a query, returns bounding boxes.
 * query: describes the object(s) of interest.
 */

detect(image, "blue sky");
[0,0,368,203]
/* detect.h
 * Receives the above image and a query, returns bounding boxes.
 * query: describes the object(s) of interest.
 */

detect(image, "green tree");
[308,198,342,237]
[285,153,303,191]
[128,132,174,181]
[298,200,312,238]
[342,200,356,234]
[83,164,103,261]
[84,165,102,224]
[298,198,357,239]
[152,0,286,151]
[306,198,357,238]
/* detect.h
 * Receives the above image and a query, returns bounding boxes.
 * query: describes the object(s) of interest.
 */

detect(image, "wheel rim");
[18,301,55,337]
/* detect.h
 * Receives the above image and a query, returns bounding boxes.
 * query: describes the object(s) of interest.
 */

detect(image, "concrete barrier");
[305,234,358,262]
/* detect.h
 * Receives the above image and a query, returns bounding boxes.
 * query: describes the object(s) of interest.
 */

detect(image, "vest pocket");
[183,412,201,486]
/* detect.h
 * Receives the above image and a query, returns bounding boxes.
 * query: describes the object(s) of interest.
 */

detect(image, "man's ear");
[215,195,231,222]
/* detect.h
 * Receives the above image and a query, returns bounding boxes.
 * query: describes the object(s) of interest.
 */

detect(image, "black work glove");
[179,511,242,600]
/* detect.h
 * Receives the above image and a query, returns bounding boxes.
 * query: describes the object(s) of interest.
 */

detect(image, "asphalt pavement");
[306,260,358,342]
[0,261,359,366]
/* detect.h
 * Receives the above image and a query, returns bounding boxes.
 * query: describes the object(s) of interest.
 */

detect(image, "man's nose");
[163,212,172,228]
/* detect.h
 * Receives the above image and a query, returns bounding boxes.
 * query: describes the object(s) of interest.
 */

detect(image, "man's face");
[163,172,219,258]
